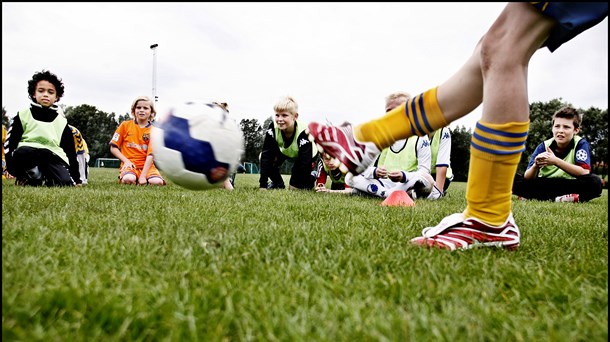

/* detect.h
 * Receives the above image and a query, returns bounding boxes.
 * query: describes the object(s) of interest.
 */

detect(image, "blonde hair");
[130,96,156,120]
[385,91,411,112]
[273,95,298,115]
[385,91,411,105]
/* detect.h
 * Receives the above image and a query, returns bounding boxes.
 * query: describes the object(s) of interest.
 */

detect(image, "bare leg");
[479,3,555,124]
[463,3,556,223]
[435,41,485,123]
[411,3,559,250]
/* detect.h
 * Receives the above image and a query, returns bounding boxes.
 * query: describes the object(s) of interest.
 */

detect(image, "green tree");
[449,125,472,182]
[239,118,264,164]
[64,105,121,164]
[117,112,131,123]
[262,116,273,131]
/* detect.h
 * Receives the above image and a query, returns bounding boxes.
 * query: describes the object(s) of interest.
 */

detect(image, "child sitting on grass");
[4,70,81,187]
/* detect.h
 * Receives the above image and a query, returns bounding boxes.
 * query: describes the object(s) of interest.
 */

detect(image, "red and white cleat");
[410,212,520,251]
[308,122,380,175]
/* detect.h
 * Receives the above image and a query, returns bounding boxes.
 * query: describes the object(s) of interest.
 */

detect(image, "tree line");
[2,99,607,182]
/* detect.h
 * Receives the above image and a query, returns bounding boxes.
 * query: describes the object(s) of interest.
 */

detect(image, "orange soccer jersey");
[110,120,154,169]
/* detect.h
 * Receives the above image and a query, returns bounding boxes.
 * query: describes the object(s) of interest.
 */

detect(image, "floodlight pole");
[150,43,159,103]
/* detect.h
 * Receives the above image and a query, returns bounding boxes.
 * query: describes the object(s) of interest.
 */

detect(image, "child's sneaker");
[554,193,579,203]
[410,212,520,251]
[308,122,380,175]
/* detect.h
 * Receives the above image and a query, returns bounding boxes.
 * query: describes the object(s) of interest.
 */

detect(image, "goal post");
[95,158,121,168]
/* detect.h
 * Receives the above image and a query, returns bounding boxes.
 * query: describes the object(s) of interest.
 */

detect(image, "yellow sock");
[464,121,529,226]
[354,87,448,149]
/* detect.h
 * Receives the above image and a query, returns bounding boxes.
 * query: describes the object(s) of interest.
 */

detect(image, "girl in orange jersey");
[109,96,166,185]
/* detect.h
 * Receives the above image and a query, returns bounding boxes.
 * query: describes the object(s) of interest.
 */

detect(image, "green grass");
[3,168,608,341]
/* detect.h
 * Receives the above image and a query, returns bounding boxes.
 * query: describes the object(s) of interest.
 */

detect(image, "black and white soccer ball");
[151,101,244,190]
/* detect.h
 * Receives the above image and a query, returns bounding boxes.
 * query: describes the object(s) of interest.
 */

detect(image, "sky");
[2,3,608,131]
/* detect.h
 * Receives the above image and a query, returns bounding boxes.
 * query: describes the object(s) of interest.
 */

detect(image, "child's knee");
[120,174,137,184]
[147,177,165,186]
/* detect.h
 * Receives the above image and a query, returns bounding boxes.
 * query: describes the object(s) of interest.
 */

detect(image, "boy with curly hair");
[4,70,81,186]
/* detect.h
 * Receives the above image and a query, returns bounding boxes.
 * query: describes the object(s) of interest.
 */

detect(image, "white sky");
[2,2,608,131]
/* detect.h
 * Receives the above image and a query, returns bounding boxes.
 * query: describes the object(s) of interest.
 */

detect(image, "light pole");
[150,43,158,103]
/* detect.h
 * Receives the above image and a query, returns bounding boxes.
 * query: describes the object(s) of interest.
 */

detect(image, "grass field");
[2,168,608,341]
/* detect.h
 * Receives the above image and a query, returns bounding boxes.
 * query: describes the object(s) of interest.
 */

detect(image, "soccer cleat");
[308,122,380,175]
[410,212,520,251]
[381,190,415,207]
[555,193,579,203]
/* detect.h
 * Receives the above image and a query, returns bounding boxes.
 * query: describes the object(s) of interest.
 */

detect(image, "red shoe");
[308,122,380,175]
[381,190,415,207]
[410,212,520,251]
[554,194,579,203]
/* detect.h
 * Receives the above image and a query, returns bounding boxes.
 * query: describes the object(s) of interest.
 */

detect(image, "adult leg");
[411,4,556,250]
[463,3,556,225]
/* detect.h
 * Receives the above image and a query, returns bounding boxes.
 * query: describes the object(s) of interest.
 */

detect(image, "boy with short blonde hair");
[259,95,317,190]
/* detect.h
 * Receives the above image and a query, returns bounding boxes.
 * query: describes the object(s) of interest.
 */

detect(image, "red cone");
[381,190,415,207]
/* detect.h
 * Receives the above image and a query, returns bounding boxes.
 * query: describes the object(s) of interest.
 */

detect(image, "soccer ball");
[151,101,244,190]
